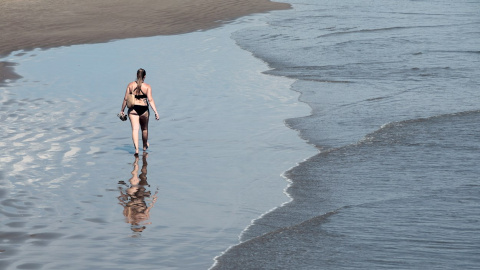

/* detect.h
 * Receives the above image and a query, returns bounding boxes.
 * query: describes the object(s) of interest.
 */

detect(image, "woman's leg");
[129,111,140,155]
[139,111,149,151]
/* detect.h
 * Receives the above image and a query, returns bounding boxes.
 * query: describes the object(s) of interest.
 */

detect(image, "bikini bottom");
[130,105,149,116]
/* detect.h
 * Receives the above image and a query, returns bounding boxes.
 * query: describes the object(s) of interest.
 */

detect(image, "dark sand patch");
[0,0,290,84]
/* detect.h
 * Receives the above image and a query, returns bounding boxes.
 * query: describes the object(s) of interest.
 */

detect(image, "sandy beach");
[0,0,289,84]
[6,0,479,269]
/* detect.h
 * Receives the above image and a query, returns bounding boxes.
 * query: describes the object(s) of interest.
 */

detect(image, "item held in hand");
[117,113,127,121]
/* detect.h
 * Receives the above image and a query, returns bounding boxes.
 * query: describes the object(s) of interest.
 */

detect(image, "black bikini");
[132,105,149,116]
[129,89,149,116]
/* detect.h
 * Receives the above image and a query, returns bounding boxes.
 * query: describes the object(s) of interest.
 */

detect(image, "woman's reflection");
[118,153,157,233]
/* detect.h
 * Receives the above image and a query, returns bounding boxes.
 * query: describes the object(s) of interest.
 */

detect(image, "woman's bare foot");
[143,142,149,151]
[133,143,139,156]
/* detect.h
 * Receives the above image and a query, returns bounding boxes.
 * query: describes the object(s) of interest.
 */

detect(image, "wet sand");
[0,2,317,268]
[0,0,290,84]
[0,21,315,268]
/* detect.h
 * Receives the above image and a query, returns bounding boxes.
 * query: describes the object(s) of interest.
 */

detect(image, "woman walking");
[119,68,159,155]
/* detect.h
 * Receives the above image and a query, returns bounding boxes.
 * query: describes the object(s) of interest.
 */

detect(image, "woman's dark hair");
[136,68,146,93]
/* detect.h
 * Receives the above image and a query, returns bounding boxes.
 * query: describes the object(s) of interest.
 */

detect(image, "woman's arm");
[146,85,160,120]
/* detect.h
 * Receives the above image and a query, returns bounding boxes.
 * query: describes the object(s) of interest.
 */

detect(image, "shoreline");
[0,0,290,85]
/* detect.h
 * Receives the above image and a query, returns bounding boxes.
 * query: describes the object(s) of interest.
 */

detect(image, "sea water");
[213,0,480,269]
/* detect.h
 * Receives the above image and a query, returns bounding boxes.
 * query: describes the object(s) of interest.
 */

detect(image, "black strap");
[133,82,146,96]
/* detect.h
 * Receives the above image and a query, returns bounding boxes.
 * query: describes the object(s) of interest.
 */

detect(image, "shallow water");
[0,16,315,269]
[214,0,480,269]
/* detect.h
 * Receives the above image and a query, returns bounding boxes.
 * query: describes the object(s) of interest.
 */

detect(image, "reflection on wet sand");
[118,153,158,234]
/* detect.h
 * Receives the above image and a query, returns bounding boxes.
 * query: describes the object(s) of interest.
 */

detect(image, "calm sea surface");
[213,0,480,269]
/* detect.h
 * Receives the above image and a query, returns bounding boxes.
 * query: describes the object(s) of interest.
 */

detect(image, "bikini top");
[134,89,147,99]
[135,93,147,99]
